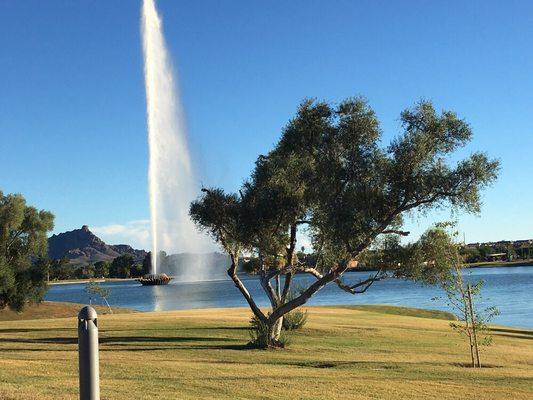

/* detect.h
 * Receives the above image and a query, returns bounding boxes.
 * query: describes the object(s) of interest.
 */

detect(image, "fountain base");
[137,273,172,286]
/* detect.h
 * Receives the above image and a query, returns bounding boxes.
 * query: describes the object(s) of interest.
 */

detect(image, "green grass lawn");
[0,303,531,399]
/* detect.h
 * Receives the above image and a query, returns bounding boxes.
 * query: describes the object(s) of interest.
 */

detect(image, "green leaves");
[110,254,135,279]
[0,191,54,311]
[189,188,242,253]
[189,97,499,281]
[86,280,110,298]
[398,225,458,284]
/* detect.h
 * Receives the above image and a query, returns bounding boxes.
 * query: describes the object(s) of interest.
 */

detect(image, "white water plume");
[141,0,213,278]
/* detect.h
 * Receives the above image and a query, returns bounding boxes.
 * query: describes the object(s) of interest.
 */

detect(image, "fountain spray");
[141,0,204,277]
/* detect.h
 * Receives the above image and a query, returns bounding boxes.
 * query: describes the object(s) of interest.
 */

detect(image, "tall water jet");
[141,0,208,278]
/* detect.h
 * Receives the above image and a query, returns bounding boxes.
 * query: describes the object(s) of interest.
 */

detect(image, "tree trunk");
[468,333,475,368]
[271,316,283,342]
[467,284,481,368]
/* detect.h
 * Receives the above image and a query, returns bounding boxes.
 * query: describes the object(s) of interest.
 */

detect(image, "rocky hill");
[111,244,148,262]
[48,225,147,265]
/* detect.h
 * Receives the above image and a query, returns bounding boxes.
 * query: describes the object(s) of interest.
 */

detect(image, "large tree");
[94,260,110,278]
[190,98,499,346]
[110,254,135,278]
[0,191,54,311]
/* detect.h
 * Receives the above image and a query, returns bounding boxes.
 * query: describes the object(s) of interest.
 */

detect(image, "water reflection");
[153,285,163,312]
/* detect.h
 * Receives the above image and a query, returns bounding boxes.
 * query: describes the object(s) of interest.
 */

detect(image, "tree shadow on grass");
[186,326,249,331]
[0,336,77,345]
[0,347,74,352]
[100,336,238,344]
[100,343,251,351]
[488,327,533,340]
[0,326,249,335]
[0,335,251,351]
[101,326,249,333]
[0,327,76,334]
[287,360,403,369]
[450,362,503,368]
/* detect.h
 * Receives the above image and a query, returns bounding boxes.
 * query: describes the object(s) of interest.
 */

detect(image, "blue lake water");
[45,265,533,329]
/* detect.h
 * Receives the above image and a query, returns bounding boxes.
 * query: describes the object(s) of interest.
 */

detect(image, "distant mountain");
[111,244,148,262]
[48,225,232,278]
[48,225,147,265]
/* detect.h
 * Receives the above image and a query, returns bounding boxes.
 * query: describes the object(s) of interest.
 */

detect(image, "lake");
[45,265,533,329]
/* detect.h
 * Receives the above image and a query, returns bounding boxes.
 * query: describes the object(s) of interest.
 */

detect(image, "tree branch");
[227,253,267,322]
[277,223,298,304]
[259,271,279,307]
[281,272,293,303]
[381,230,410,236]
[5,229,23,252]
[300,266,385,295]
[286,224,298,267]
[269,267,338,322]
[335,269,385,294]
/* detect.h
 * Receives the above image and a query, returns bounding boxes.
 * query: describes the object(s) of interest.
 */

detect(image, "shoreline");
[47,262,533,285]
[48,277,138,286]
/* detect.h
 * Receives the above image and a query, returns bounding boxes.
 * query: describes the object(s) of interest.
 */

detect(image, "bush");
[281,286,309,331]
[282,309,308,330]
[248,315,290,349]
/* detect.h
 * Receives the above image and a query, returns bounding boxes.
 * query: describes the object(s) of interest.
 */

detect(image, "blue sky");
[1,0,531,250]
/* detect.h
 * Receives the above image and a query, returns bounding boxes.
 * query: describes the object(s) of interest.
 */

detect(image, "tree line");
[460,243,532,263]
[47,253,152,280]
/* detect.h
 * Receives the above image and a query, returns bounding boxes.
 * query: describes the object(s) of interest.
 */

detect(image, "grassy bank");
[0,301,135,322]
[0,305,531,400]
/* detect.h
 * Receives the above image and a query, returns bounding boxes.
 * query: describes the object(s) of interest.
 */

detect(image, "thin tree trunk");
[467,332,475,368]
[467,284,481,367]
[461,291,475,368]
[463,300,475,368]
[103,298,113,314]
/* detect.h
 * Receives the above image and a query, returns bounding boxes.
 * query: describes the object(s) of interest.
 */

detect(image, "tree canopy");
[0,191,54,311]
[110,254,135,279]
[190,98,499,345]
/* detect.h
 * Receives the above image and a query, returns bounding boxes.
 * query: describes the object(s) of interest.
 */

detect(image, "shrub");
[282,309,308,330]
[248,315,290,349]
[281,287,308,331]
